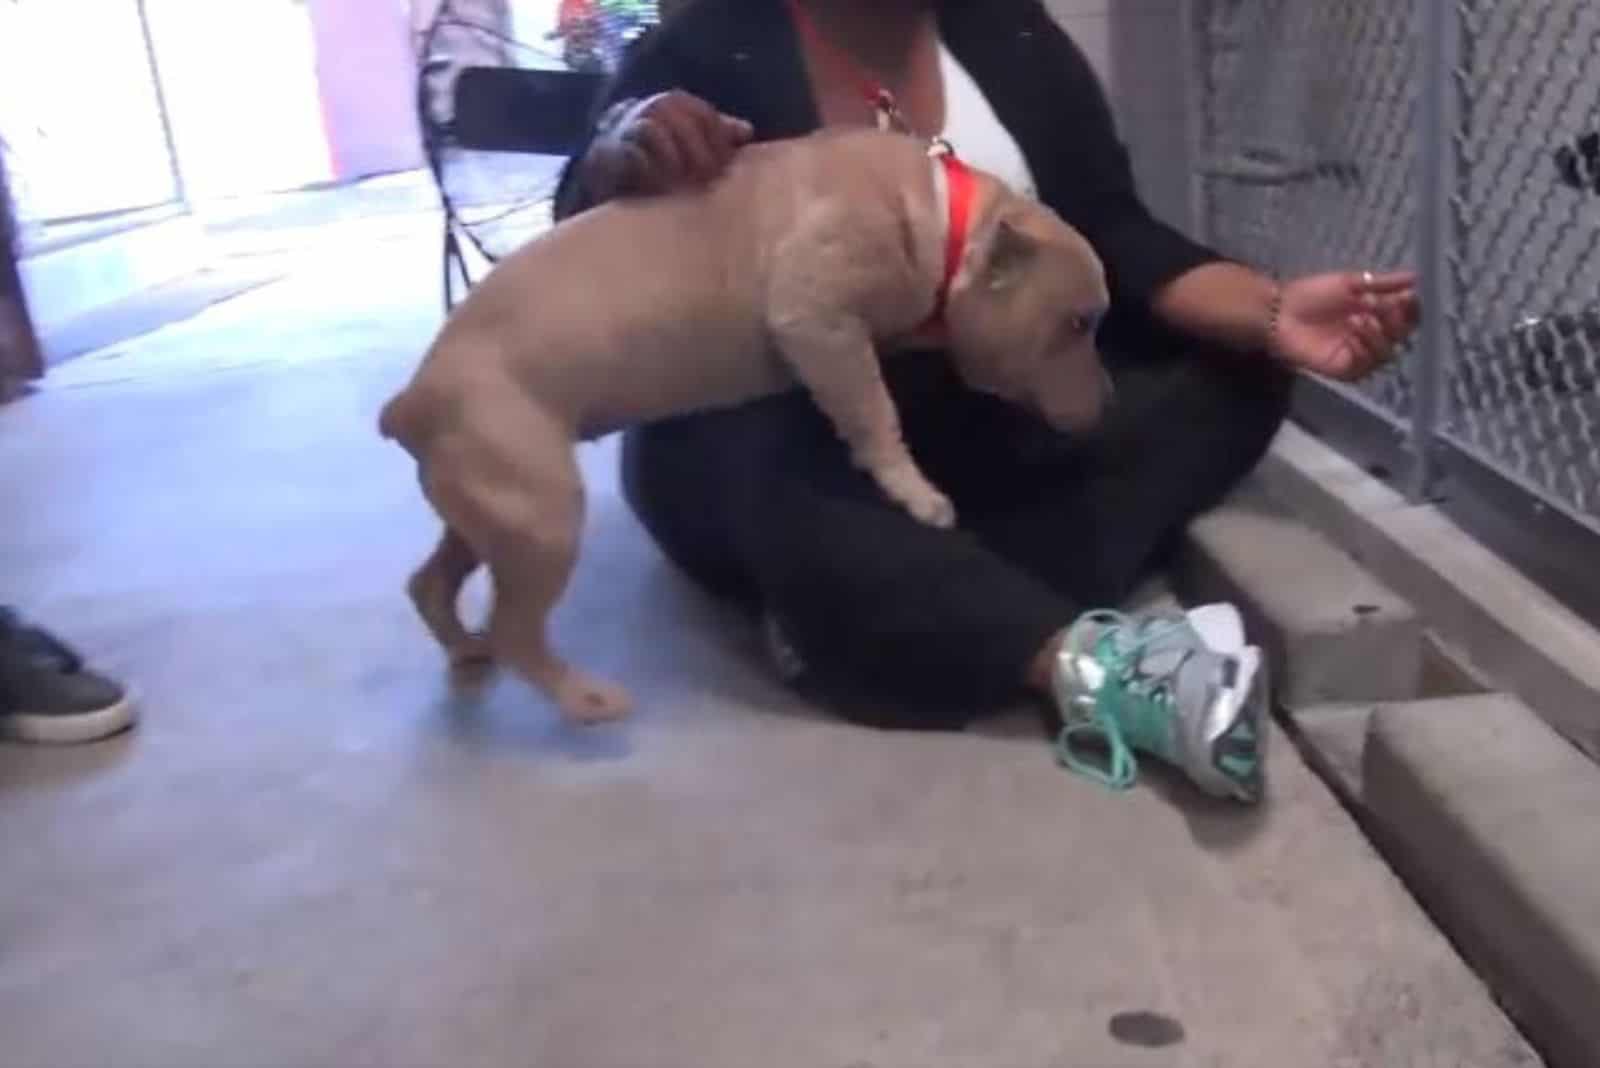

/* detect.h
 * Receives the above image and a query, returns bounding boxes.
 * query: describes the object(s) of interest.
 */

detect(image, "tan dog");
[380,127,1109,722]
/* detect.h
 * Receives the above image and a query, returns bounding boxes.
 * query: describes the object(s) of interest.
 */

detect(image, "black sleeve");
[1024,4,1224,307]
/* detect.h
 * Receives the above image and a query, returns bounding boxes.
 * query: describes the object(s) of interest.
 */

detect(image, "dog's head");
[942,197,1111,433]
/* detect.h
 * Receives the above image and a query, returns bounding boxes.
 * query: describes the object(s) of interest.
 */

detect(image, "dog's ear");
[976,216,1039,292]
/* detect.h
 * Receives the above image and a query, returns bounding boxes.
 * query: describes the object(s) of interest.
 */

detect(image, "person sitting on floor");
[551,0,1419,800]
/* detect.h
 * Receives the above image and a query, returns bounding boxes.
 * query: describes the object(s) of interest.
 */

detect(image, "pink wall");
[307,0,426,180]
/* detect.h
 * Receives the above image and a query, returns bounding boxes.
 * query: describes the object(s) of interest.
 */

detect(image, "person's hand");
[1271,270,1422,381]
[581,90,754,201]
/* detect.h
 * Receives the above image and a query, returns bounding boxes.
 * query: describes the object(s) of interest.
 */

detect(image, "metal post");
[135,0,189,210]
[1182,0,1211,244]
[1409,0,1461,501]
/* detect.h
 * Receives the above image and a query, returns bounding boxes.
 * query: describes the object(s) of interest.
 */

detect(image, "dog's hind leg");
[421,417,631,723]
[408,525,490,666]
[486,505,632,723]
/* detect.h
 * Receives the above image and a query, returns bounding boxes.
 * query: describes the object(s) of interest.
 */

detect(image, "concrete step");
[1177,487,1423,708]
[1281,700,1373,801]
[1366,695,1600,1068]
[1280,637,1492,804]
[1180,465,1600,1067]
[1259,422,1600,762]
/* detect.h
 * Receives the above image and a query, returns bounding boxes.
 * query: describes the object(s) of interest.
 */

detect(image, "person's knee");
[1176,345,1294,476]
[755,511,1067,725]
[619,420,758,605]
[1253,355,1296,430]
[768,599,994,731]
[1231,355,1295,470]
[620,394,849,606]
[617,423,675,535]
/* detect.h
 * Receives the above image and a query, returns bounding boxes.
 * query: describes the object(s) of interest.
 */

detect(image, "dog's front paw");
[875,464,958,529]
[907,489,957,529]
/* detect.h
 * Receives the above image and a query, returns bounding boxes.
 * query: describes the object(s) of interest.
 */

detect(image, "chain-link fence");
[1447,0,1600,521]
[1192,0,1600,538]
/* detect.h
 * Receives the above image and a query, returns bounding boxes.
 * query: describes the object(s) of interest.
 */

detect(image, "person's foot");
[0,608,137,744]
[1052,603,1268,802]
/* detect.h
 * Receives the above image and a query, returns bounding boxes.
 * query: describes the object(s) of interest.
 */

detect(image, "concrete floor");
[0,216,1540,1066]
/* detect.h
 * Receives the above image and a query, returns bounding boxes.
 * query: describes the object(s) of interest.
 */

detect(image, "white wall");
[0,0,179,226]
[307,0,426,180]
[143,0,334,201]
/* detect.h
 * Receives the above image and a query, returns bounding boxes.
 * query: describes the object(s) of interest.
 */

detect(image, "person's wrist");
[1263,277,1286,359]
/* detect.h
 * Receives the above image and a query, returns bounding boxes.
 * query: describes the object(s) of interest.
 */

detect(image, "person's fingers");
[656,97,721,180]
[684,94,741,140]
[1359,270,1419,295]
[615,141,658,194]
[1314,337,1357,380]
[629,115,686,188]
[703,115,747,173]
[1368,288,1421,338]
[1373,293,1412,341]
[688,100,756,177]
[719,114,756,145]
[1402,291,1423,331]
[1348,312,1389,374]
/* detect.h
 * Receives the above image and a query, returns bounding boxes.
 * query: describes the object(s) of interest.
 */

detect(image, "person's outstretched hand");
[580,90,754,202]
[1273,270,1421,381]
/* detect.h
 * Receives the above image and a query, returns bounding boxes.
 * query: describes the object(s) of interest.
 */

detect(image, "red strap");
[783,0,971,333]
[924,152,975,330]
[784,0,890,115]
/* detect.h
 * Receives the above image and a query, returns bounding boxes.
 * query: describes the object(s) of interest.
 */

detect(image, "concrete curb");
[1180,456,1600,1067]
[1258,422,1600,761]
[1178,487,1422,708]
[1366,696,1600,1068]
[1281,701,1372,801]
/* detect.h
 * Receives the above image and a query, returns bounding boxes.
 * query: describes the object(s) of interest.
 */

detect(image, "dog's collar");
[918,149,975,336]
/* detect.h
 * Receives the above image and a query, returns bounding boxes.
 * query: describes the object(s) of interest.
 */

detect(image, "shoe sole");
[1187,605,1269,802]
[0,690,139,745]
[1212,647,1268,803]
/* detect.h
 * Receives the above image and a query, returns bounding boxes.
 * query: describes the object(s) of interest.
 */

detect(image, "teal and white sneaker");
[1052,603,1268,803]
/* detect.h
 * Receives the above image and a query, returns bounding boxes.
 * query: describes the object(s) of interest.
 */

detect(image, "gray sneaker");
[0,609,137,745]
[1052,603,1268,802]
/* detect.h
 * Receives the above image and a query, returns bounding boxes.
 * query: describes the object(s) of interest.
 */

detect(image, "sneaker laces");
[1052,610,1192,791]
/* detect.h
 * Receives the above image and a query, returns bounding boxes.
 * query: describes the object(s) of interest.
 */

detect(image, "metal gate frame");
[1189,0,1600,626]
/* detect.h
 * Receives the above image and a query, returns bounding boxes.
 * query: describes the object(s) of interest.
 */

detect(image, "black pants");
[621,329,1293,729]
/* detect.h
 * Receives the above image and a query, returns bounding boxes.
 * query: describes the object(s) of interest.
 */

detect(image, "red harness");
[922,150,975,333]
[784,0,976,337]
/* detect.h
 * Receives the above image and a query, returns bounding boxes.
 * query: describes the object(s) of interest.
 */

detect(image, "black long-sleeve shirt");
[552,0,1224,330]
